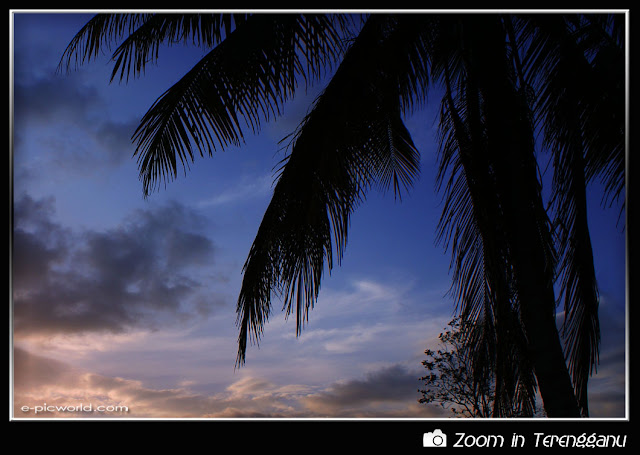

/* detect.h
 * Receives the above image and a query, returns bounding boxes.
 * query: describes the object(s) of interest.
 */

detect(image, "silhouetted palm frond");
[523,14,625,209]
[132,14,350,196]
[60,13,349,196]
[235,14,425,365]
[518,13,624,415]
[107,14,249,83]
[58,13,152,73]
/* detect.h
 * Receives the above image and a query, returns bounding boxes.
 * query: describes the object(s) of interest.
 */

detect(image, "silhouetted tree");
[420,318,495,417]
[419,318,542,417]
[59,12,625,417]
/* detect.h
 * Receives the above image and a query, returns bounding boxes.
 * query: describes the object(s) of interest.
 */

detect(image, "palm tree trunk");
[504,183,581,417]
[518,275,582,417]
[502,161,582,417]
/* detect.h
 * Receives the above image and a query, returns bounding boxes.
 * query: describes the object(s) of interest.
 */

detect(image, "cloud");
[283,278,450,360]
[300,363,442,417]
[12,194,222,338]
[13,348,442,418]
[196,173,275,208]
[13,77,138,179]
[13,347,216,418]
[587,345,626,418]
[16,322,624,419]
[296,323,390,355]
[13,77,103,125]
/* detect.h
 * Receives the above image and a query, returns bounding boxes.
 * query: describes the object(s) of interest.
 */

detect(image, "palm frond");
[57,14,149,73]
[132,14,347,196]
[520,14,615,416]
[522,14,625,209]
[58,13,250,81]
[108,13,249,83]
[580,22,625,210]
[235,14,425,366]
[544,94,601,416]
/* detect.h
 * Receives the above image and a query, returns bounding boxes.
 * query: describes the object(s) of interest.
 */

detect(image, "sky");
[10,11,627,420]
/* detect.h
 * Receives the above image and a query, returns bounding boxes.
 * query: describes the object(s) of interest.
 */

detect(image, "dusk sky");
[10,11,627,420]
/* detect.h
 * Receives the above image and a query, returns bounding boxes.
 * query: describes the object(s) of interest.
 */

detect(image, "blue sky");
[10,11,627,419]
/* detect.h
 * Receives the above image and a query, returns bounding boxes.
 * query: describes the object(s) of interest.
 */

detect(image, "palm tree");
[58,11,625,417]
[426,14,571,417]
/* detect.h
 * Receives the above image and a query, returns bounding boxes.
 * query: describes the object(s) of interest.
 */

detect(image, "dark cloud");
[13,76,138,173]
[14,77,102,125]
[94,119,141,164]
[12,194,222,337]
[301,364,439,416]
[313,364,419,404]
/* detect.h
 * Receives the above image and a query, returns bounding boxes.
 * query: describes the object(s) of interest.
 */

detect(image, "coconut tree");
[58,11,625,417]
[428,13,577,417]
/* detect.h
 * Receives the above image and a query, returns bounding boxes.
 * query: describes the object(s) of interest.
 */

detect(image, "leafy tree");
[58,12,625,417]
[419,318,542,417]
[420,318,495,417]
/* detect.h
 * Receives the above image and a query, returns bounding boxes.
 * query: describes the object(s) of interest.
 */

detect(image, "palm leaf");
[522,13,625,209]
[58,13,251,82]
[235,14,426,365]
[59,13,348,196]
[108,13,249,83]
[520,14,610,416]
[57,13,152,73]
[131,14,347,196]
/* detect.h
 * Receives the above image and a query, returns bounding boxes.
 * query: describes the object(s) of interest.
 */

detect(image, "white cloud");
[196,173,274,208]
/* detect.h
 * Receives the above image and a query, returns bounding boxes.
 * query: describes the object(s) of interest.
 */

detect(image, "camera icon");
[423,429,447,447]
